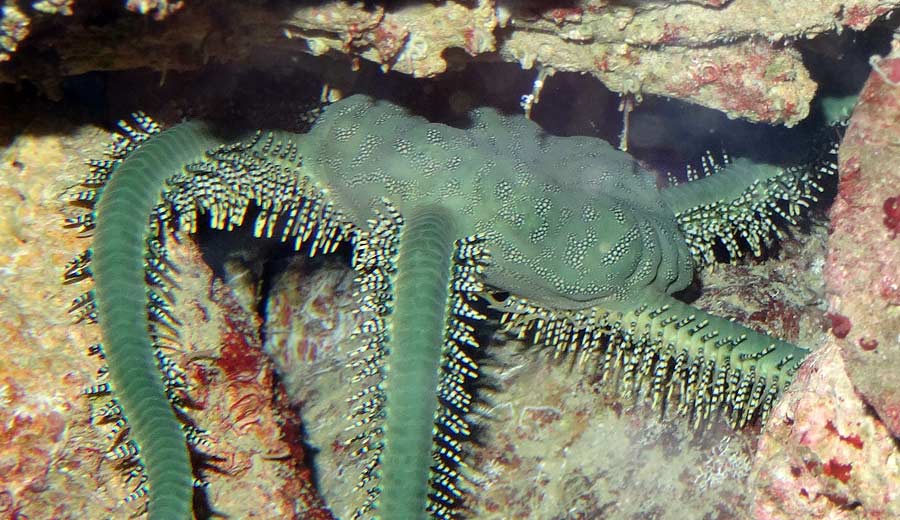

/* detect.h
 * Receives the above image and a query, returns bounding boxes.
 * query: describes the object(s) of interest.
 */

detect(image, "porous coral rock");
[750,33,900,520]
[506,0,897,46]
[0,112,319,517]
[284,0,498,77]
[825,38,900,437]
[0,2,29,62]
[124,0,184,21]
[751,345,900,519]
[2,1,899,125]
[497,0,899,125]
[0,121,117,519]
[32,0,74,16]
[501,34,814,125]
[161,239,327,518]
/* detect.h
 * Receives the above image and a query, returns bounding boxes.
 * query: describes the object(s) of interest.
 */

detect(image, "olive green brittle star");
[65,94,837,519]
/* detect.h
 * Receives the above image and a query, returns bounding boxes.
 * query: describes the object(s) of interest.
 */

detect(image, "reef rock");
[4,1,900,124]
[750,34,900,520]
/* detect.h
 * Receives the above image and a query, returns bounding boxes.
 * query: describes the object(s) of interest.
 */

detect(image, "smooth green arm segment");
[93,121,221,519]
[378,205,458,520]
[659,158,789,215]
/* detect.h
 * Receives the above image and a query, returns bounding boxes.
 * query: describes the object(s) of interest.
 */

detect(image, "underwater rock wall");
[828,45,900,436]
[1,2,899,519]
[3,0,900,124]
[750,36,900,519]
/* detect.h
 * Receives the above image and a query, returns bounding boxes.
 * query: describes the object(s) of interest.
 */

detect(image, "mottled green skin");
[303,96,695,310]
